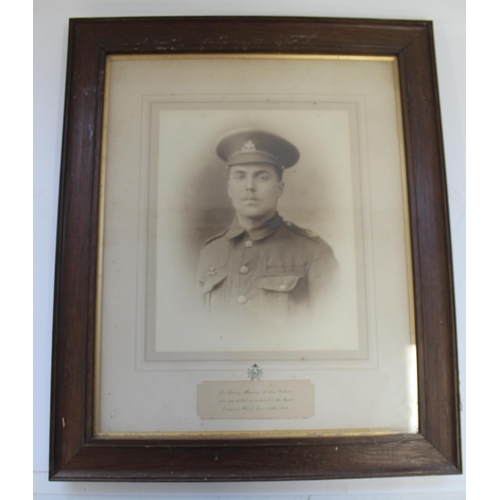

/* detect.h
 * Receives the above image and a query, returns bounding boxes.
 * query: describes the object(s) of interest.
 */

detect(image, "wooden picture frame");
[50,16,461,481]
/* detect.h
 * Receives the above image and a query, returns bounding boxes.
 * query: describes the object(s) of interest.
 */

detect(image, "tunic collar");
[225,212,283,241]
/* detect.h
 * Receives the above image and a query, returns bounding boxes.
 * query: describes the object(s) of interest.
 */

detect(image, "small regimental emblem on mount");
[247,363,263,381]
[241,140,257,152]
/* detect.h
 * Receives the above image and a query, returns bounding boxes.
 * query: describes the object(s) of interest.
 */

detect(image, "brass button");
[244,240,253,248]
[279,284,287,291]
[238,295,247,304]
[240,266,249,275]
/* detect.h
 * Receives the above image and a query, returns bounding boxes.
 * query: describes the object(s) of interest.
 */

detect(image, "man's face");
[227,164,284,221]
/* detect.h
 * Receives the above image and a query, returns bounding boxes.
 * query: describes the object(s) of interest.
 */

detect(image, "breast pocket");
[202,273,227,315]
[258,274,303,327]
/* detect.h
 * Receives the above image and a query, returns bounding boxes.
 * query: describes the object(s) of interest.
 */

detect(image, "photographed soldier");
[197,129,338,328]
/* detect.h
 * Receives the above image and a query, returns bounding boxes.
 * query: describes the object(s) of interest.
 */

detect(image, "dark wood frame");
[50,16,461,481]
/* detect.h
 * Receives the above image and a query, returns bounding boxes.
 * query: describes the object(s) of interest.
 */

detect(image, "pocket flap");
[203,273,227,293]
[258,274,302,293]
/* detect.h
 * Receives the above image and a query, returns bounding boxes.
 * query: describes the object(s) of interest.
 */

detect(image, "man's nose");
[245,177,256,190]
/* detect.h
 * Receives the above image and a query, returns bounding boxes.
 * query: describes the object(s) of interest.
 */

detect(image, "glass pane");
[96,55,418,437]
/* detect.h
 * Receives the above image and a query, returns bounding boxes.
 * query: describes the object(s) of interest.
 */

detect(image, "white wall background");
[33,0,465,498]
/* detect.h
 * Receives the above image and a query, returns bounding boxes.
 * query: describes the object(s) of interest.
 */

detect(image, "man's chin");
[239,211,263,220]
[236,206,261,217]
[236,209,275,221]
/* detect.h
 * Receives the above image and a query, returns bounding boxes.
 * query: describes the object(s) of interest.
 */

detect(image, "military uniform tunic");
[197,213,337,327]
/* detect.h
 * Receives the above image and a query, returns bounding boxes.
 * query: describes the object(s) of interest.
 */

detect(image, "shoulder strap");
[202,226,231,247]
[283,221,319,240]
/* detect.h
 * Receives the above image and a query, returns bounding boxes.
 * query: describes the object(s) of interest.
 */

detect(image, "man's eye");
[258,175,269,181]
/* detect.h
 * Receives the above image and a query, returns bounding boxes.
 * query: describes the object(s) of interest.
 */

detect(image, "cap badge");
[241,140,257,152]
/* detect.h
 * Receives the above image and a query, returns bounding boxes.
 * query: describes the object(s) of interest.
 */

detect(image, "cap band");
[227,150,280,167]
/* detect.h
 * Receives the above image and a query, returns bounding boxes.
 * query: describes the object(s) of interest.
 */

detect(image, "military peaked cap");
[216,129,300,169]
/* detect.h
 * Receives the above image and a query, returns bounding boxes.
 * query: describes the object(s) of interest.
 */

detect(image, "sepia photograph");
[148,104,366,359]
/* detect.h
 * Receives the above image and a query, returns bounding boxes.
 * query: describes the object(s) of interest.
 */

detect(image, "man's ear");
[278,181,285,198]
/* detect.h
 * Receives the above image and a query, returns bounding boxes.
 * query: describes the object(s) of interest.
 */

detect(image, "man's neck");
[236,211,277,232]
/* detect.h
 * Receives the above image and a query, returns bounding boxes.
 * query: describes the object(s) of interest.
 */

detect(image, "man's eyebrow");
[253,169,272,176]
